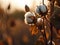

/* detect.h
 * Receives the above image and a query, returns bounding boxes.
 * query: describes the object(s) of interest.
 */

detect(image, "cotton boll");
[35,4,48,15]
[37,18,43,23]
[24,12,36,25]
[37,18,43,26]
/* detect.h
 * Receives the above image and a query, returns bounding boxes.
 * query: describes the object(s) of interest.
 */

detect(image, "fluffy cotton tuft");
[37,18,43,23]
[24,12,35,25]
[35,4,47,15]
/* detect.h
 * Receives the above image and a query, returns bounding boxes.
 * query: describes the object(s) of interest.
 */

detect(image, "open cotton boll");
[35,4,47,15]
[37,18,43,23]
[24,12,36,25]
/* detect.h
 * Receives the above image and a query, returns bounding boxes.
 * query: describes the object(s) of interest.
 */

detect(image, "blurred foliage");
[51,6,60,29]
[9,10,25,21]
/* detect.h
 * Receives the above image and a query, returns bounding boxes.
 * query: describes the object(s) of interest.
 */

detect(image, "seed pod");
[25,5,30,12]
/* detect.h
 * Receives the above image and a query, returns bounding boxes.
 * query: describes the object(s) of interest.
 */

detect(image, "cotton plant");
[24,0,57,45]
[24,5,46,36]
[24,4,46,25]
[24,5,44,35]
